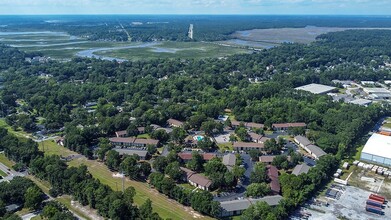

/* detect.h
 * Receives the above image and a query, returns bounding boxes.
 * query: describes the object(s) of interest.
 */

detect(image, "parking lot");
[291,185,391,220]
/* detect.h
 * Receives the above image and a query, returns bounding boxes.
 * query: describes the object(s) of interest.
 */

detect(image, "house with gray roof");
[222,154,236,170]
[180,167,212,191]
[292,163,310,176]
[114,148,148,160]
[294,135,312,148]
[305,144,327,159]
[233,142,264,152]
[219,195,282,217]
[294,135,326,159]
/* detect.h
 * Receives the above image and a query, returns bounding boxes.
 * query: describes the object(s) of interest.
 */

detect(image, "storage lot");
[292,185,391,220]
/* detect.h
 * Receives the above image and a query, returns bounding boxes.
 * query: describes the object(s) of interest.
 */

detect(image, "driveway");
[22,212,39,220]
[213,153,253,202]
[240,153,253,185]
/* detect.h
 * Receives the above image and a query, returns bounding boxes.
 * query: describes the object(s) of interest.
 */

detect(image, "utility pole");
[122,173,125,192]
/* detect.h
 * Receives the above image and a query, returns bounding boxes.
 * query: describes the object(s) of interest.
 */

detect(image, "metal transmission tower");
[188,24,194,39]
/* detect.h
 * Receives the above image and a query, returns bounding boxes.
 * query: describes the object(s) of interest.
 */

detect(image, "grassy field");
[0,118,31,139]
[1,32,249,60]
[68,157,212,220]
[382,117,391,129]
[0,169,6,177]
[37,141,212,219]
[38,140,74,157]
[137,133,151,139]
[217,143,233,151]
[0,153,15,168]
[95,42,249,60]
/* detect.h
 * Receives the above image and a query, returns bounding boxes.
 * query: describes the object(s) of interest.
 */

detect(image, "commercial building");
[349,99,372,106]
[360,133,391,167]
[363,88,391,100]
[295,83,337,95]
[219,195,282,217]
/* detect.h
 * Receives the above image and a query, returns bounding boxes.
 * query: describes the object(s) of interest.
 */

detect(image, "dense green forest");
[0,128,162,220]
[1,29,391,219]
[2,15,391,42]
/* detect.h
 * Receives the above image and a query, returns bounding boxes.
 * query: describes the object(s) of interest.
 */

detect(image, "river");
[75,42,161,61]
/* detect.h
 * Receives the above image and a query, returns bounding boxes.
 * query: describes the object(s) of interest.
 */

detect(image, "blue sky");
[0,0,390,15]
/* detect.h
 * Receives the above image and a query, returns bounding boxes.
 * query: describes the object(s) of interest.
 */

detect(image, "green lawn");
[0,153,15,168]
[68,157,212,220]
[38,140,74,157]
[354,145,364,161]
[217,143,233,151]
[31,215,43,220]
[137,133,151,139]
[0,169,6,177]
[179,183,196,190]
[0,118,31,139]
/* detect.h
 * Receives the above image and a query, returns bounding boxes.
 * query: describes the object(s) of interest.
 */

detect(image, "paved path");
[21,212,38,220]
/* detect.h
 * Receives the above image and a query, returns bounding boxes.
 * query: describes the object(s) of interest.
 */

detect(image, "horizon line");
[0,14,390,17]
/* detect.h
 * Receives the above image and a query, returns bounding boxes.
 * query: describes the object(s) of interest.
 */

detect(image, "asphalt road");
[0,161,25,182]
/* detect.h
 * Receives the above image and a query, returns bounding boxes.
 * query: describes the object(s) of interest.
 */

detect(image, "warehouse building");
[360,133,391,167]
[295,83,337,95]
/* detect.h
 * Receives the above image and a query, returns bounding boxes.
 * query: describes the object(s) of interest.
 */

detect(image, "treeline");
[30,156,160,220]
[148,172,221,217]
[0,30,390,161]
[0,128,162,220]
[1,29,391,219]
[0,176,75,220]
[4,15,391,42]
[241,155,339,219]
[0,177,44,220]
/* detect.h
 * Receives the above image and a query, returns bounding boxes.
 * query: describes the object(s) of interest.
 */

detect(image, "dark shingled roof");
[273,123,306,128]
[233,142,264,148]
[267,165,280,194]
[167,118,184,127]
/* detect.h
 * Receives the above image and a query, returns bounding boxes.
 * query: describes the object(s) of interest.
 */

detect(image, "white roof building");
[349,99,372,106]
[295,83,337,95]
[361,133,391,167]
